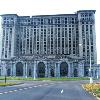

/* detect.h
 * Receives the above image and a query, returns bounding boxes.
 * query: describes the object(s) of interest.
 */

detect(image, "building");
[0,10,97,78]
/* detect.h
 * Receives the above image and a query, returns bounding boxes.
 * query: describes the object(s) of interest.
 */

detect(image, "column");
[33,61,37,79]
[13,63,16,76]
[82,62,84,77]
[57,63,60,77]
[2,63,6,76]
[54,63,57,77]
[48,63,51,77]
[32,62,34,77]
[92,67,95,78]
[23,62,26,77]
[68,63,71,77]
[70,63,73,77]
[45,63,48,77]
[25,62,28,78]
[10,62,13,76]
[78,61,84,77]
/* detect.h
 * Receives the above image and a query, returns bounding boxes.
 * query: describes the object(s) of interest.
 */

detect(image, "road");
[0,80,98,100]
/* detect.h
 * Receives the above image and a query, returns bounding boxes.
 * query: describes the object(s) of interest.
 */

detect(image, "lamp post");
[89,44,93,83]
[79,43,93,83]
[33,61,36,80]
[96,68,99,79]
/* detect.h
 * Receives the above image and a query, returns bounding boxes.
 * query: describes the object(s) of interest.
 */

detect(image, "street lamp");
[33,61,36,80]
[89,46,93,83]
[89,64,93,83]
[79,43,93,83]
[96,69,99,79]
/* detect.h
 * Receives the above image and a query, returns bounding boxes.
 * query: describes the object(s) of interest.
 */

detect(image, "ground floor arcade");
[0,56,85,78]
[0,55,98,78]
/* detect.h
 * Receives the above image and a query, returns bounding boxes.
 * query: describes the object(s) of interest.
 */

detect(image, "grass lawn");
[37,77,90,81]
[82,83,100,98]
[0,82,17,86]
[0,76,89,81]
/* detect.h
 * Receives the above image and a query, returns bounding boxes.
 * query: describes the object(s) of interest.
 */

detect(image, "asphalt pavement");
[0,80,98,100]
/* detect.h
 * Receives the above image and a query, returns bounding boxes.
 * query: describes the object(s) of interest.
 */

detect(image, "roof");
[77,10,96,13]
[0,14,18,16]
[31,14,76,18]
[0,10,96,18]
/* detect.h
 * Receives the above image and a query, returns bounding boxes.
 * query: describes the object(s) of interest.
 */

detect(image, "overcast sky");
[0,0,99,63]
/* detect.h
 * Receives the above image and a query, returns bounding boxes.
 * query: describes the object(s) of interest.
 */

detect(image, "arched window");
[16,62,23,76]
[37,62,45,78]
[60,62,68,77]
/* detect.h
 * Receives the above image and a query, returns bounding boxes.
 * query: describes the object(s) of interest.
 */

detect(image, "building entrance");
[16,62,23,76]
[60,62,68,77]
[37,62,45,77]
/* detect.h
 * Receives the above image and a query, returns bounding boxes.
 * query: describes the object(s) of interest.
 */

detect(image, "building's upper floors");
[1,10,95,26]
[0,10,97,64]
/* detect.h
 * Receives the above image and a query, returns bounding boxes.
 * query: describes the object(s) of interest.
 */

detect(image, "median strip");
[82,83,100,100]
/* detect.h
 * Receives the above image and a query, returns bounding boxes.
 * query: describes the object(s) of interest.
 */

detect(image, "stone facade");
[0,55,84,78]
[0,10,97,78]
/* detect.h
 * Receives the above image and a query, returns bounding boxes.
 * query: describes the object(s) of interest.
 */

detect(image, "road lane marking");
[13,90,17,92]
[29,87,32,88]
[61,89,64,94]
[24,88,28,90]
[4,92,8,94]
[0,83,56,95]
[19,89,23,90]
[34,86,37,87]
[9,91,13,93]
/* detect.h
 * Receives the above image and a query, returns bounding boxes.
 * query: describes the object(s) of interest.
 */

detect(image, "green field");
[0,76,90,81]
[0,82,17,86]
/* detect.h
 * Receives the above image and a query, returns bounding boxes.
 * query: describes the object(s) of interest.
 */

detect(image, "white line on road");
[4,92,8,94]
[34,86,37,87]
[19,89,23,91]
[9,91,13,93]
[29,87,32,88]
[61,89,64,94]
[13,90,17,92]
[24,88,28,90]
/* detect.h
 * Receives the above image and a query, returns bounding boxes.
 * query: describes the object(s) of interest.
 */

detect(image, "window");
[89,13,92,17]
[69,31,71,33]
[86,25,88,31]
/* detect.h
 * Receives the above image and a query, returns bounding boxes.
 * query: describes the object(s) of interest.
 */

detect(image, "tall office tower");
[0,10,97,78]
